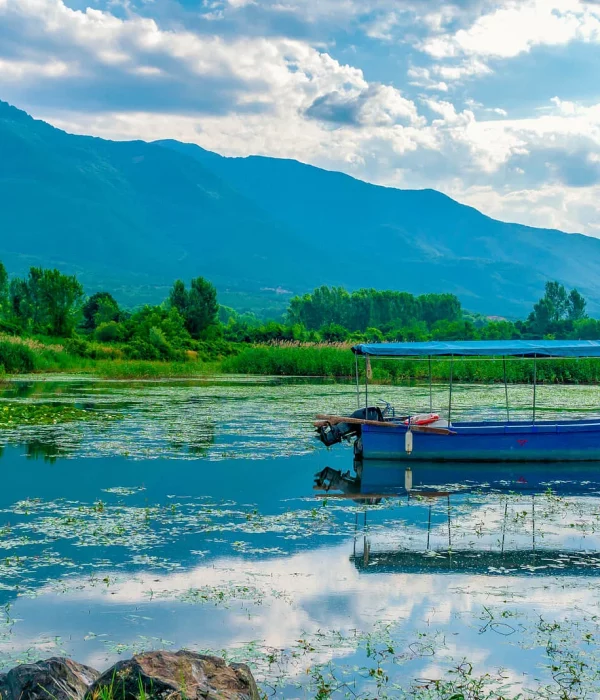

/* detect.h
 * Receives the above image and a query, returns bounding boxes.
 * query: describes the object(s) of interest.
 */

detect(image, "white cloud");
[407,66,449,92]
[364,11,399,40]
[2,0,600,236]
[419,0,600,61]
[432,57,491,80]
[0,58,72,80]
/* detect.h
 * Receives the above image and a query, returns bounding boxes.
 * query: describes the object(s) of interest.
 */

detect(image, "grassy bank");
[5,336,600,383]
[0,335,222,379]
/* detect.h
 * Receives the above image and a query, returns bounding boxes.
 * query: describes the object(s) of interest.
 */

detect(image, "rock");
[87,650,260,699]
[0,657,100,700]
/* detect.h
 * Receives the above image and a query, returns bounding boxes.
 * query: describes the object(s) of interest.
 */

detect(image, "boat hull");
[361,420,600,462]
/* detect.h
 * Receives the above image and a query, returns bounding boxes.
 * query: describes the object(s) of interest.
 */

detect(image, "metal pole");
[364,355,369,409]
[429,356,433,413]
[532,357,537,423]
[532,494,536,552]
[448,356,454,425]
[503,357,510,423]
[355,354,360,409]
[447,494,452,550]
[427,503,432,550]
[501,500,508,555]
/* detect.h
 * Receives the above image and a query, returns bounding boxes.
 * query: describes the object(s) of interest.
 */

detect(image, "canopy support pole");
[428,356,433,413]
[427,503,432,550]
[532,494,536,552]
[364,355,369,409]
[448,356,454,425]
[355,355,360,408]
[532,357,537,423]
[447,494,452,550]
[503,357,510,423]
[501,500,508,555]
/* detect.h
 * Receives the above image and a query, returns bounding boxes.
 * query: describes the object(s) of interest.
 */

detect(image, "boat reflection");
[315,459,600,499]
[315,459,600,576]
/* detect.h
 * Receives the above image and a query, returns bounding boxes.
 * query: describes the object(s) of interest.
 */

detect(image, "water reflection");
[315,458,600,498]
[4,379,600,696]
[315,460,600,578]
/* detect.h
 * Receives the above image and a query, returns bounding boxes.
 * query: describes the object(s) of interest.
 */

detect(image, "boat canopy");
[352,340,600,358]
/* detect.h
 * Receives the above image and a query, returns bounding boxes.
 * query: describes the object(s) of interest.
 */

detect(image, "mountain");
[159,139,600,316]
[0,100,316,312]
[1,99,600,316]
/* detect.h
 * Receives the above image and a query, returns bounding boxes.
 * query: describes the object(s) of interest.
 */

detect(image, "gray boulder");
[87,650,260,699]
[0,657,100,700]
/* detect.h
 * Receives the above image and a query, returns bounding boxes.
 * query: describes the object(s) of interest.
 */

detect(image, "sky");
[2,0,600,236]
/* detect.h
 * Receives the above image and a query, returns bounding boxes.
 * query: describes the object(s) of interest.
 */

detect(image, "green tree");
[83,292,120,330]
[526,282,588,337]
[169,277,218,338]
[35,268,84,336]
[9,268,84,336]
[0,262,8,317]
[169,280,187,318]
[9,278,30,327]
[567,288,587,321]
[543,281,569,322]
[528,297,553,335]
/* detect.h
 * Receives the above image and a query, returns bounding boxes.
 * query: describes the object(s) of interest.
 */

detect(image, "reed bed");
[222,345,600,384]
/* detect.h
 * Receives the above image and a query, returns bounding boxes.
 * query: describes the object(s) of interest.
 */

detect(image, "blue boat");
[315,340,600,462]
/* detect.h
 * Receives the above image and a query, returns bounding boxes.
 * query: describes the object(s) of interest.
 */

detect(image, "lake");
[2,376,600,698]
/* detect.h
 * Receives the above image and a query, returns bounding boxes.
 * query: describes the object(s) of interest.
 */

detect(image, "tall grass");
[221,345,356,377]
[222,345,600,384]
[32,352,218,379]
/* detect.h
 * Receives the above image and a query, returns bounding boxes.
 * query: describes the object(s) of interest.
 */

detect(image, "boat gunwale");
[364,418,600,434]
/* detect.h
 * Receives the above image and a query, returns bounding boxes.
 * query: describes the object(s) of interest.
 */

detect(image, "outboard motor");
[316,406,383,447]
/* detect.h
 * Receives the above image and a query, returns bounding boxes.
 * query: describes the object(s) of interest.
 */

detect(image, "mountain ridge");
[1,99,598,316]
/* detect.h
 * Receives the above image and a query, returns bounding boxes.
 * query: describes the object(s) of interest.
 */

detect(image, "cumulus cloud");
[1,0,600,236]
[407,66,449,92]
[305,84,421,127]
[0,0,403,120]
[419,0,600,61]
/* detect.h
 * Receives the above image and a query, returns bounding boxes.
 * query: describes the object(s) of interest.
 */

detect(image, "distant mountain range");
[1,99,599,317]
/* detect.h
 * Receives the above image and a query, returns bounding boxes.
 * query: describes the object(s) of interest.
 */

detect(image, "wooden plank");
[315,414,397,428]
[314,414,456,435]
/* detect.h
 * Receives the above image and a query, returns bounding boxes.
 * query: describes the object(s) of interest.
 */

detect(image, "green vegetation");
[1,259,599,382]
[0,403,120,428]
[223,346,600,383]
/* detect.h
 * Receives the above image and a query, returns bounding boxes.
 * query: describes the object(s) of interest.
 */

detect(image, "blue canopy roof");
[352,340,600,358]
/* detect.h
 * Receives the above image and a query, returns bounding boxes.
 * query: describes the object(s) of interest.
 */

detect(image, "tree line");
[1,259,599,365]
[0,262,220,361]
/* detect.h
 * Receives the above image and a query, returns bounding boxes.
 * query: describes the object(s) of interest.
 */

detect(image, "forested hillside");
[3,99,600,316]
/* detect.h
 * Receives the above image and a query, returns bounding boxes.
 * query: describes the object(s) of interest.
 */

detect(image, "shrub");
[64,337,91,357]
[123,338,162,361]
[95,321,126,343]
[0,340,35,373]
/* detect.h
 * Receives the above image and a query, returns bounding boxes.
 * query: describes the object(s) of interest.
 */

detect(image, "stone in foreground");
[0,657,100,700]
[87,650,260,699]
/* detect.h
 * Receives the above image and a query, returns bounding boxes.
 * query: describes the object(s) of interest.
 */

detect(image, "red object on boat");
[404,413,440,426]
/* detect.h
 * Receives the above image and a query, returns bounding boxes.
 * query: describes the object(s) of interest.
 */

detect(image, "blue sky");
[2,0,600,235]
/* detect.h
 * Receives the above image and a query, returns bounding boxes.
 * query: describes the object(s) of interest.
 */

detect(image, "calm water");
[2,377,600,697]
